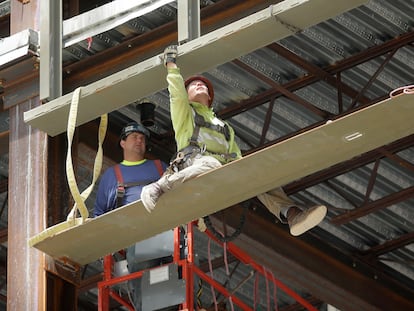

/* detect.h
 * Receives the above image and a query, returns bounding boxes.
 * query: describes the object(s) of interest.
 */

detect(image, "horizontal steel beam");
[63,0,175,48]
[24,0,367,136]
[0,28,38,67]
[0,0,10,19]
[0,28,39,108]
[216,206,414,311]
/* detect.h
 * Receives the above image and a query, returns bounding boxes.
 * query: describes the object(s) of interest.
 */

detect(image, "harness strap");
[170,145,237,173]
[154,159,164,176]
[114,164,125,209]
[189,111,230,146]
[189,118,200,146]
[114,160,164,208]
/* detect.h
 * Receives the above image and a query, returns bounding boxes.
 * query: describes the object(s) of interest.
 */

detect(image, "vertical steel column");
[8,1,46,310]
[177,0,200,44]
[8,99,47,310]
[40,1,77,307]
[40,0,62,101]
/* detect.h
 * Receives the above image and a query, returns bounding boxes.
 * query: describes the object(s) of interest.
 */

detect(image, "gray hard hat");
[120,122,150,140]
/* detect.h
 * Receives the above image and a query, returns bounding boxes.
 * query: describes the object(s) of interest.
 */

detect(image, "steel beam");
[0,28,38,66]
[0,28,39,109]
[214,206,414,311]
[178,0,200,44]
[59,0,286,93]
[8,98,47,310]
[0,1,10,18]
[7,2,47,310]
[63,0,174,48]
[24,0,368,137]
[39,0,62,101]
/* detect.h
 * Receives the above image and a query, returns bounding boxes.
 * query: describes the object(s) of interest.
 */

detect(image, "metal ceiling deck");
[1,0,414,310]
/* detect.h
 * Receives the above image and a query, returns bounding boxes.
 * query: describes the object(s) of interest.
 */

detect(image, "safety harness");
[170,110,237,171]
[191,111,231,142]
[114,160,164,208]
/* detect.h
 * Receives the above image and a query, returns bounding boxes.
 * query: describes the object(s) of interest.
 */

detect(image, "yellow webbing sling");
[28,87,108,246]
[66,87,108,224]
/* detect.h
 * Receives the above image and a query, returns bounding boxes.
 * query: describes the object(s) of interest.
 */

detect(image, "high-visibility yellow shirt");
[167,67,242,164]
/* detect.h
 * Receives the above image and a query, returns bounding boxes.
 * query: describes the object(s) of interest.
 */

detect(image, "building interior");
[0,0,413,310]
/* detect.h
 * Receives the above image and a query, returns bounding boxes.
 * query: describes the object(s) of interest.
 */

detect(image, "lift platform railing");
[97,222,319,311]
[201,228,319,311]
[98,226,191,311]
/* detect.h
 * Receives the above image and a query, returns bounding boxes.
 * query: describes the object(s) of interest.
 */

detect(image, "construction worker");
[94,122,169,310]
[141,45,327,236]
[94,122,167,216]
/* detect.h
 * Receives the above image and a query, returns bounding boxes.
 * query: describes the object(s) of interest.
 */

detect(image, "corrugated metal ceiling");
[71,0,414,309]
[0,0,413,310]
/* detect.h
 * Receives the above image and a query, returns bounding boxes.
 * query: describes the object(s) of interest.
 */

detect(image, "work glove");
[141,183,162,213]
[196,217,207,232]
[163,45,178,66]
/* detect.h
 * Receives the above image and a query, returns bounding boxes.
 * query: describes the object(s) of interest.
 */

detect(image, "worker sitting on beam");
[141,45,327,237]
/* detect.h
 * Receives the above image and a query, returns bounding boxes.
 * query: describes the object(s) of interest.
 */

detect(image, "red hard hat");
[185,75,214,107]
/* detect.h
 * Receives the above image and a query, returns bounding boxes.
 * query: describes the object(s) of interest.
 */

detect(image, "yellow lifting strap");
[27,87,109,256]
[65,87,108,223]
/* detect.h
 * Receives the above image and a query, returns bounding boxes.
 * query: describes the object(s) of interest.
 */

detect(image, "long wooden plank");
[28,93,414,265]
[23,0,367,137]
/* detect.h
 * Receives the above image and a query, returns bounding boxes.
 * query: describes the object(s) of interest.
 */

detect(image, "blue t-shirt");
[94,159,167,217]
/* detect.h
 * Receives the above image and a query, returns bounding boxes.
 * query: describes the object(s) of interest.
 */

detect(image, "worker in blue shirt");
[94,122,168,310]
[94,122,167,216]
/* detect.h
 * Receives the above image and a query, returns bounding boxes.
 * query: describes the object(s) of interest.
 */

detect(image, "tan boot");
[287,205,327,236]
[196,217,207,232]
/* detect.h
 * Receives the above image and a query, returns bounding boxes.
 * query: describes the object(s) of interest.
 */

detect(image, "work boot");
[196,217,207,232]
[141,182,163,213]
[287,205,327,236]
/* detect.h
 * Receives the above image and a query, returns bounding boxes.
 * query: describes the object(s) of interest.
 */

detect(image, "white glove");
[141,184,160,213]
[163,45,178,66]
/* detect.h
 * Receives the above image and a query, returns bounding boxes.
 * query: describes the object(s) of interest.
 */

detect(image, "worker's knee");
[195,155,222,169]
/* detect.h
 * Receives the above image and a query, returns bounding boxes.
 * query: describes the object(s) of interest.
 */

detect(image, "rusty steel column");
[8,99,47,310]
[8,1,46,310]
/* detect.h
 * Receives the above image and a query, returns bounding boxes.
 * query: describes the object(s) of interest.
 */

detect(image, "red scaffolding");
[97,222,318,311]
